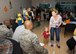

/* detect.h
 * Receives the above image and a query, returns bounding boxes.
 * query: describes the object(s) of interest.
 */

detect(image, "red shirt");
[43,31,49,38]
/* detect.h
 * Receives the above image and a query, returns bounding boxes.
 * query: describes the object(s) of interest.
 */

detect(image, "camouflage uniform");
[0,38,13,54]
[19,30,48,54]
[0,25,13,54]
[0,25,13,38]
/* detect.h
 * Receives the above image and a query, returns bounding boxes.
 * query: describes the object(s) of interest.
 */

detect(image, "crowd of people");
[0,6,76,54]
[0,7,49,54]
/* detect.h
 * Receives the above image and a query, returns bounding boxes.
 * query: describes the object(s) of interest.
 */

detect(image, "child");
[23,8,31,21]
[16,13,24,26]
[42,27,49,45]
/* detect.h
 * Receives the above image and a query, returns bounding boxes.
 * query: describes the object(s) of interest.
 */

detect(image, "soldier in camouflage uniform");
[19,21,48,54]
[0,38,13,54]
[0,19,13,38]
[0,25,13,38]
[0,19,13,54]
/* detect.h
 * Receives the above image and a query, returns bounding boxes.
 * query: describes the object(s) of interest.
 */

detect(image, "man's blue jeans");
[50,27,61,43]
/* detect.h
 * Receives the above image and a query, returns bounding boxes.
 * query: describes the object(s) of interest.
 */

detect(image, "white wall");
[0,0,32,23]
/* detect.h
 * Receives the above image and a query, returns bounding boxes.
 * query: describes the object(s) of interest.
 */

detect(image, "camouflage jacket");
[0,38,13,54]
[0,25,13,38]
[19,29,48,54]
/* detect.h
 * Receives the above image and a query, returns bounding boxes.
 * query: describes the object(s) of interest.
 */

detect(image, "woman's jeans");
[50,27,61,44]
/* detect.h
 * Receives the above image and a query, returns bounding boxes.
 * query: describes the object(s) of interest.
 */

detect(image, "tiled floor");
[33,21,74,54]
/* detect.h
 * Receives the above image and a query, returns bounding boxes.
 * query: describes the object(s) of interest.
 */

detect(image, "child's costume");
[16,13,24,26]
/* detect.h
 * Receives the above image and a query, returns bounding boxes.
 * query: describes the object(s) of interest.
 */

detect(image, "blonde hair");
[74,28,76,36]
[51,8,58,14]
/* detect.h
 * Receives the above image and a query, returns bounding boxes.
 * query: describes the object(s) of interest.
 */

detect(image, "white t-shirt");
[50,15,62,28]
[12,25,25,42]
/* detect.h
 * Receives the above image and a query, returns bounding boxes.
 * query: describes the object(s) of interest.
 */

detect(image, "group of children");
[16,12,41,27]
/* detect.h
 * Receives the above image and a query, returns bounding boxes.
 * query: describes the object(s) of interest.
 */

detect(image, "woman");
[49,8,62,48]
